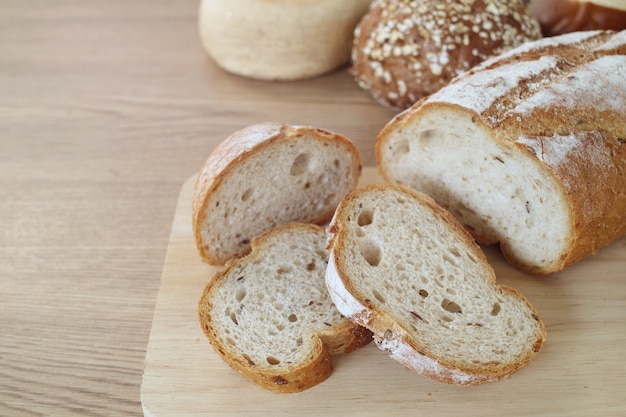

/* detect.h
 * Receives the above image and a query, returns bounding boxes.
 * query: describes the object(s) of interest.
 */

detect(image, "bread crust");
[198,0,373,80]
[529,0,626,36]
[351,0,541,109]
[198,223,372,393]
[193,122,362,265]
[325,184,546,385]
[376,30,626,274]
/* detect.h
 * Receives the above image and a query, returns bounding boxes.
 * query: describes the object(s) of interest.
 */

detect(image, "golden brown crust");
[351,0,541,110]
[529,0,626,36]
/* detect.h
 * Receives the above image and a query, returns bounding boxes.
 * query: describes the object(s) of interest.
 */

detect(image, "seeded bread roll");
[325,184,546,385]
[529,0,626,36]
[199,0,373,80]
[199,223,372,393]
[376,30,626,274]
[351,0,542,110]
[192,123,362,266]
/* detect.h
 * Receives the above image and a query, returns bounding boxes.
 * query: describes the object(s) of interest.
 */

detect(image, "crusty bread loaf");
[198,0,373,80]
[350,0,541,110]
[376,30,626,274]
[325,184,546,385]
[192,122,362,266]
[198,223,372,393]
[529,0,626,36]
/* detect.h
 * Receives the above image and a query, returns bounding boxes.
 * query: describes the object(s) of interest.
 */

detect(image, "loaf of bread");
[529,0,626,36]
[198,0,373,80]
[325,184,546,385]
[351,0,542,110]
[192,122,362,265]
[376,30,626,274]
[199,223,372,393]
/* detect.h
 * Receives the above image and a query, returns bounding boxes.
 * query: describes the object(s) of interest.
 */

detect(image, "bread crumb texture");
[198,224,371,392]
[193,123,361,265]
[351,0,541,109]
[326,184,546,385]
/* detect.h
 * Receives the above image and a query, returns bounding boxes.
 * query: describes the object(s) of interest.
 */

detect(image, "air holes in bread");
[418,129,440,151]
[241,188,253,202]
[419,289,429,298]
[357,209,374,226]
[266,356,281,365]
[277,266,293,274]
[392,138,410,157]
[359,238,382,267]
[372,289,386,304]
[491,303,501,316]
[290,153,310,176]
[235,286,247,302]
[242,353,255,366]
[229,311,239,325]
[288,314,298,322]
[441,299,462,314]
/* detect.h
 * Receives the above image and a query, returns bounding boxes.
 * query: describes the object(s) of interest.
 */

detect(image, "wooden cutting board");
[141,167,626,417]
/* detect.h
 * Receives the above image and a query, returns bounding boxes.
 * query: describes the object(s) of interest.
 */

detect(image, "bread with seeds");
[351,0,541,110]
[376,30,626,274]
[325,183,546,385]
[198,223,372,393]
[193,122,362,265]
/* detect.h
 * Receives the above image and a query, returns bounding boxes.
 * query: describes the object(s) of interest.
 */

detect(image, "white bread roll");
[199,0,373,80]
[376,30,626,274]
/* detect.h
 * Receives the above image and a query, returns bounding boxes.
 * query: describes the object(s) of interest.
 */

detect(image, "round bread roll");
[351,0,542,110]
[529,0,626,36]
[199,0,373,81]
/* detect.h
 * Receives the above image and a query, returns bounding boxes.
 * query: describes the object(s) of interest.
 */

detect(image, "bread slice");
[193,122,362,265]
[198,223,372,393]
[325,183,546,385]
[376,30,626,274]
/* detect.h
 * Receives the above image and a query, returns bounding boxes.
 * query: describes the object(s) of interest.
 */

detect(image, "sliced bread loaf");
[376,30,626,274]
[198,223,372,393]
[193,122,362,265]
[325,183,546,385]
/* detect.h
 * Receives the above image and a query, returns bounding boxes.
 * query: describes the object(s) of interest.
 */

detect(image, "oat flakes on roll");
[351,0,542,110]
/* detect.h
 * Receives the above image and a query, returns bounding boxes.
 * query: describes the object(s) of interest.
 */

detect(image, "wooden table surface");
[0,1,395,416]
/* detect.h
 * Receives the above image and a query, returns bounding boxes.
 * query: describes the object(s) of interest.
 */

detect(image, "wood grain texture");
[142,169,626,417]
[0,1,393,416]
